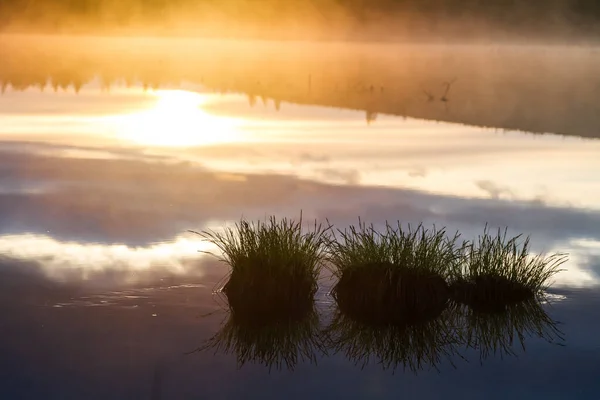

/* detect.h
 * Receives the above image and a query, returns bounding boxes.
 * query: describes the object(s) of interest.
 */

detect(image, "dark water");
[1,38,600,399]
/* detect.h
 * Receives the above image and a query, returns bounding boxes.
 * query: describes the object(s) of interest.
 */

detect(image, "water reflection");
[1,35,599,399]
[0,233,213,286]
[104,90,244,147]
[0,101,600,287]
[458,298,564,364]
[325,303,462,373]
[192,292,326,372]
[1,35,600,138]
[193,292,563,373]
[3,83,600,212]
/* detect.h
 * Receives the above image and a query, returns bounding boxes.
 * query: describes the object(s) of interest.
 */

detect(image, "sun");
[109,89,243,147]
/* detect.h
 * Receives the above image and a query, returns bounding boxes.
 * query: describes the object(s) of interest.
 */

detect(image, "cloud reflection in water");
[0,84,599,288]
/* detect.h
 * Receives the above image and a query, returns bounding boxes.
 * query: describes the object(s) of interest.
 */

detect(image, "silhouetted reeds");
[326,221,463,325]
[190,214,330,316]
[449,228,567,312]
[187,216,569,371]
[187,213,330,371]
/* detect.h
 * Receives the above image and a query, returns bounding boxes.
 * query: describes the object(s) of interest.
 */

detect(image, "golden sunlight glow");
[108,89,243,147]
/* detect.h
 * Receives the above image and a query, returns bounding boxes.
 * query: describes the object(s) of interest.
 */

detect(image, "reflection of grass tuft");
[197,293,325,371]
[190,214,330,313]
[450,227,568,310]
[326,221,462,324]
[459,297,564,363]
[325,304,464,373]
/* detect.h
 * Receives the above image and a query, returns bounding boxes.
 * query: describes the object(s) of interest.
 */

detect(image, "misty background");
[1,0,600,42]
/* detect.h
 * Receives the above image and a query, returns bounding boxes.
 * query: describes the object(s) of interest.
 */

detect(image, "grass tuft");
[450,227,568,310]
[190,213,331,314]
[326,220,463,325]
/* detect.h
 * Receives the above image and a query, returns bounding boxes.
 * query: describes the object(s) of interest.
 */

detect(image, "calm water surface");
[1,77,600,399]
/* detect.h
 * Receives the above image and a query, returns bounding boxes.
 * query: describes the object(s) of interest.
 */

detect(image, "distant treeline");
[1,0,600,39]
[2,36,600,138]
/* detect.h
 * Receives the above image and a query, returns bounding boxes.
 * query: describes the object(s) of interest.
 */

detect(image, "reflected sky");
[1,81,600,288]
[2,74,600,400]
[2,79,599,210]
[0,233,216,285]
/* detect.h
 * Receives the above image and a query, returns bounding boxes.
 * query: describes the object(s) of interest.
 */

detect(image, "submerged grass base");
[332,262,450,326]
[222,268,316,327]
[450,275,534,313]
[191,214,330,324]
[326,222,461,327]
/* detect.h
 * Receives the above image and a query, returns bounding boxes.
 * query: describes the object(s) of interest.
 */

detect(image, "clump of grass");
[325,303,464,374]
[191,298,326,372]
[450,227,568,310]
[458,297,564,363]
[326,220,463,325]
[190,214,330,316]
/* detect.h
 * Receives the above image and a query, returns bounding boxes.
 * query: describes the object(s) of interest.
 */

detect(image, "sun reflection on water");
[106,89,244,147]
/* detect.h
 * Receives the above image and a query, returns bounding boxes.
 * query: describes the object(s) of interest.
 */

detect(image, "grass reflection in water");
[325,302,463,374]
[187,216,566,372]
[458,296,564,364]
[194,291,326,372]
